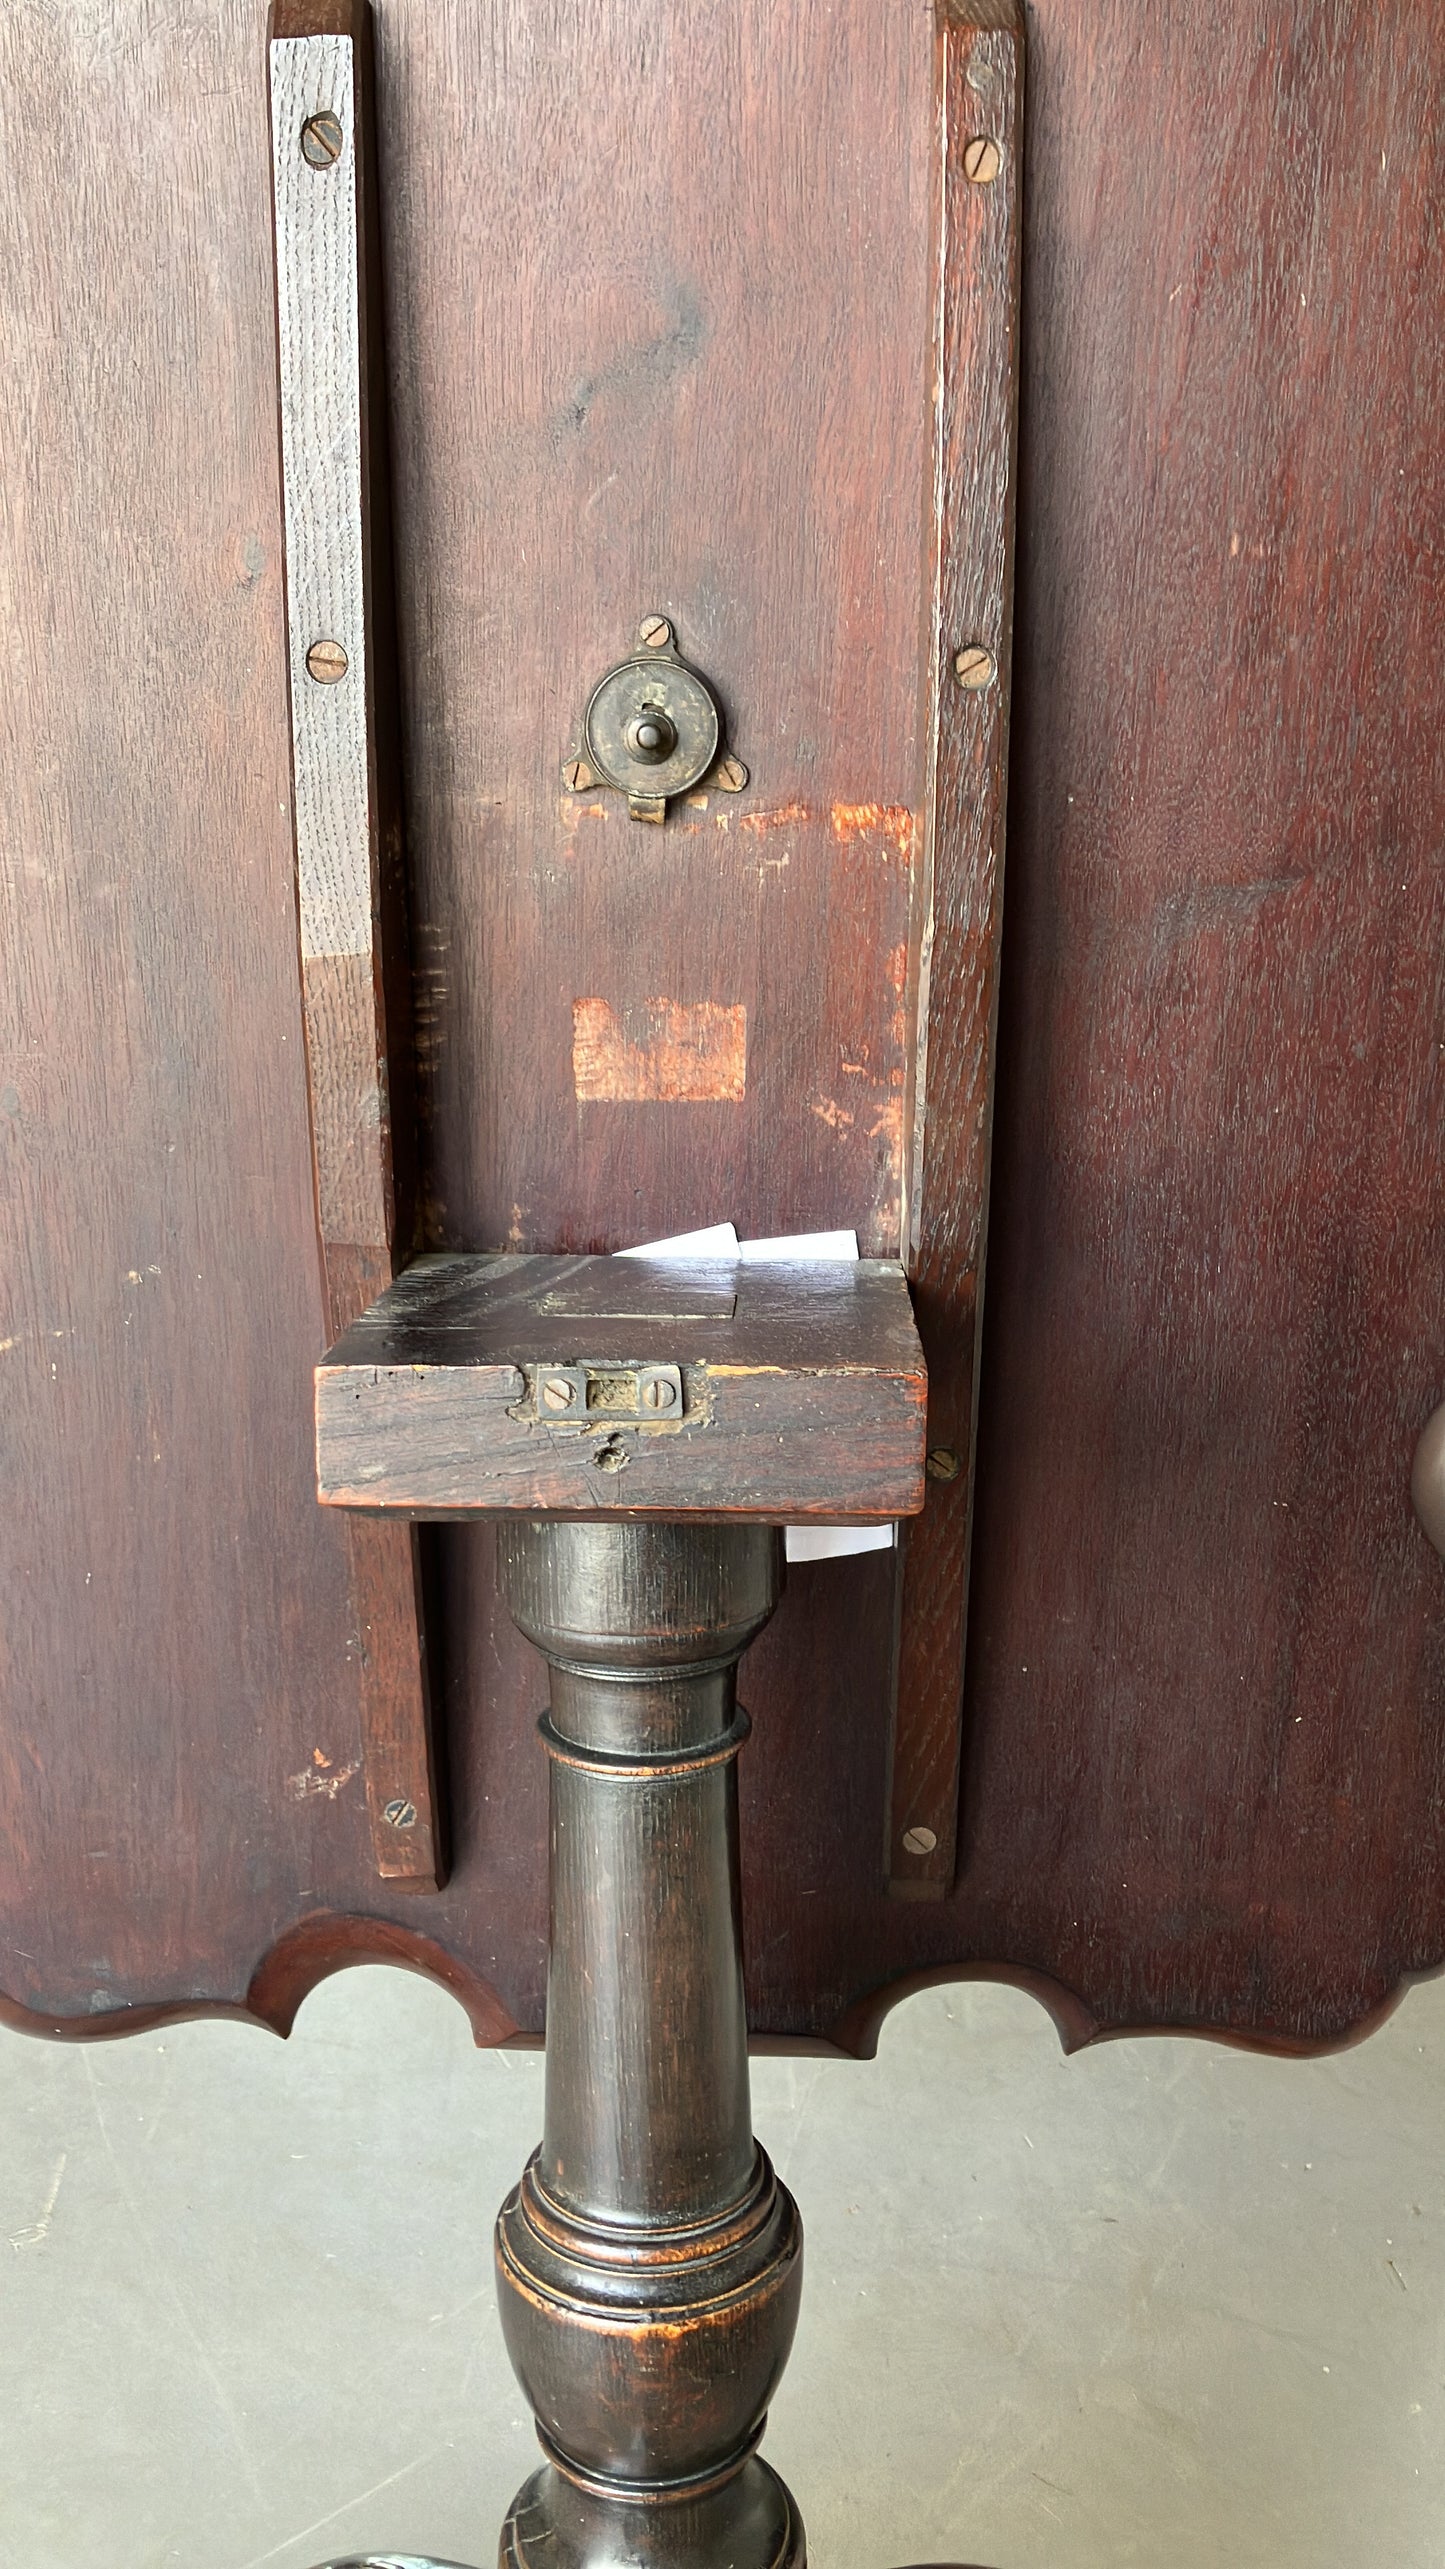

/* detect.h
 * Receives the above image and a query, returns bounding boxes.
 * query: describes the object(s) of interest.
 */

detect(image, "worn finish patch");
[300,951,387,1247]
[572,998,748,1103]
[830,803,917,862]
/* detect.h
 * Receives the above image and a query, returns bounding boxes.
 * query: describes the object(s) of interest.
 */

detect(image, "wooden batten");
[267,1,441,1889]
[889,0,1025,1896]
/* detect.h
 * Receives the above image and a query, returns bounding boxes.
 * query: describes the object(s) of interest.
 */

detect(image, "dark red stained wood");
[3,0,1445,2067]
[933,0,1445,2048]
[0,0,376,2029]
[376,0,935,1264]
[891,0,1024,1899]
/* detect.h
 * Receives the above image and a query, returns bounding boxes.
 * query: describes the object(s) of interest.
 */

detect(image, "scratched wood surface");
[3,0,1444,2056]
[268,3,441,1888]
[386,3,933,1261]
[891,1,1023,1896]
[315,1253,927,1517]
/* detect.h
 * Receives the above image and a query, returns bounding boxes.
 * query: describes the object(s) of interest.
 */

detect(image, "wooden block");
[316,1257,927,1521]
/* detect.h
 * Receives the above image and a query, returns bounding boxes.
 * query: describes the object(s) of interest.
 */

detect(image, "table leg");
[495,1520,804,2569]
[310,1518,804,2569]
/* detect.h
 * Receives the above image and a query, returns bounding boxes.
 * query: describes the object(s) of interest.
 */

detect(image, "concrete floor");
[3,1966,1443,2569]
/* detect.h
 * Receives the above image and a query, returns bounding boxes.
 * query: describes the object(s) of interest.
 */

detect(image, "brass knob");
[625,706,678,764]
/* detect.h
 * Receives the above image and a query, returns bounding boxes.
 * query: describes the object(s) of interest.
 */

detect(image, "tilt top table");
[3,0,1444,2559]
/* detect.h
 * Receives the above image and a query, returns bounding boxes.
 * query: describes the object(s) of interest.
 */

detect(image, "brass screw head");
[953,645,996,692]
[715,753,749,793]
[300,111,344,168]
[540,1375,576,1411]
[563,758,595,792]
[640,1376,677,1411]
[306,638,349,684]
[901,1825,939,1856]
[926,1445,962,1482]
[382,1796,418,1830]
[963,135,1001,184]
[638,615,673,650]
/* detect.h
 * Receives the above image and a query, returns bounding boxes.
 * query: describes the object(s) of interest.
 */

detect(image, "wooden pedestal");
[6,0,1445,2553]
[495,1523,801,2569]
[308,1253,926,2568]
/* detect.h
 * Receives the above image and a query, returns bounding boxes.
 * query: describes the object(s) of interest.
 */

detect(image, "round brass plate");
[584,654,720,803]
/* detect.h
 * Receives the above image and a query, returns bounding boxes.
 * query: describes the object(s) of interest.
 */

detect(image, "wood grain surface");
[315,1253,927,1518]
[890,0,1024,1898]
[269,3,440,1887]
[0,0,376,2024]
[2,0,1443,2059]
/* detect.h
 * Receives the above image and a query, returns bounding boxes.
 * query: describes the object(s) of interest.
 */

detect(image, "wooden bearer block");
[316,1257,927,1522]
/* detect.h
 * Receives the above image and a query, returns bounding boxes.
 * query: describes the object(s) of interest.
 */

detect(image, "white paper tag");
[737,1228,860,1263]
[615,1223,741,1260]
[617,1224,897,1564]
[784,1522,897,1563]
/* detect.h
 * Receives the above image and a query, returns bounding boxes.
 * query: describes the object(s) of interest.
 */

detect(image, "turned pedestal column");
[495,1520,803,2569]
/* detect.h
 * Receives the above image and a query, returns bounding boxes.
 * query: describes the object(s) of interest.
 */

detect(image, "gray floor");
[2,1966,1443,2569]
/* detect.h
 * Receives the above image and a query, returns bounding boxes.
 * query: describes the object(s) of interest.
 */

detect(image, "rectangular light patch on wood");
[573,999,747,1103]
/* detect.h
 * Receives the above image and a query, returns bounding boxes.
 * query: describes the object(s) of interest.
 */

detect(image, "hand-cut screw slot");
[563,758,595,793]
[963,135,1001,185]
[715,753,749,793]
[640,1376,677,1412]
[901,1825,938,1856]
[300,110,344,168]
[638,615,673,650]
[306,638,349,684]
[540,1375,577,1412]
[383,1797,418,1830]
[926,1446,962,1482]
[953,645,996,692]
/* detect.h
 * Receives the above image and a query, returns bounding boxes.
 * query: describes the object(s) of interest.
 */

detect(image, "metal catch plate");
[525,1361,688,1425]
[585,657,718,804]
[565,617,747,821]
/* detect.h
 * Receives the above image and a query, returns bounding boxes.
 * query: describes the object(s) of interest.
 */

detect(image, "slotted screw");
[963,135,1001,184]
[901,1825,939,1857]
[301,111,344,168]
